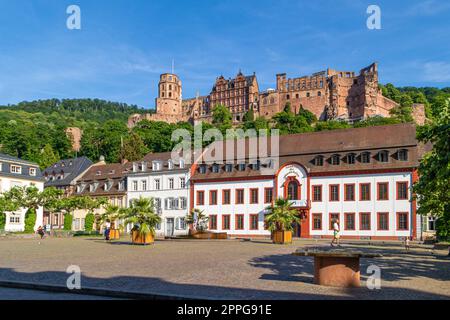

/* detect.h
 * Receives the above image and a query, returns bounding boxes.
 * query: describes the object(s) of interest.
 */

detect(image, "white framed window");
[180,197,187,209]
[168,160,174,170]
[155,179,161,190]
[142,180,147,191]
[169,178,174,189]
[132,181,138,191]
[29,168,37,176]
[10,165,22,174]
[179,159,185,169]
[9,214,20,224]
[152,161,161,171]
[180,177,186,189]
[0,162,2,171]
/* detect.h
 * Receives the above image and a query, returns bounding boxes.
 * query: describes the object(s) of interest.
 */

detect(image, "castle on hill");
[128,62,425,127]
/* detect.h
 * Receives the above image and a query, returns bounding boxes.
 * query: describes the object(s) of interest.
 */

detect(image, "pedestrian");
[405,236,411,252]
[36,226,45,240]
[331,218,341,247]
[105,221,111,241]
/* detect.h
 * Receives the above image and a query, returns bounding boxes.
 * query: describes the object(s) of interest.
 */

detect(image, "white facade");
[193,179,274,237]
[309,171,414,239]
[127,168,190,237]
[192,162,417,240]
[0,166,44,233]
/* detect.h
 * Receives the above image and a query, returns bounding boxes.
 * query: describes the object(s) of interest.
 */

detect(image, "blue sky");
[0,0,449,109]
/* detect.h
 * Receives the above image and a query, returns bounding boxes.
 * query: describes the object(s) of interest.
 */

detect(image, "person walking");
[36,226,45,240]
[331,218,341,247]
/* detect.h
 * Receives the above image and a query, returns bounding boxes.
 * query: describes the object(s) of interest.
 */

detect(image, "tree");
[119,132,149,162]
[265,198,301,232]
[243,108,255,123]
[413,99,450,251]
[39,144,60,169]
[212,104,232,133]
[185,208,209,233]
[122,197,161,238]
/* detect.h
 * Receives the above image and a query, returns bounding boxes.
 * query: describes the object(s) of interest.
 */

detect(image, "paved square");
[0,237,449,299]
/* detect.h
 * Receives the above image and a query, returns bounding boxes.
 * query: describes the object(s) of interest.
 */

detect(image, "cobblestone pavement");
[0,237,448,300]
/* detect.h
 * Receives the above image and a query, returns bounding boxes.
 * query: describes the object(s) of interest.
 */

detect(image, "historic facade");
[42,156,94,229]
[0,153,45,232]
[126,151,190,237]
[128,62,416,127]
[190,124,426,240]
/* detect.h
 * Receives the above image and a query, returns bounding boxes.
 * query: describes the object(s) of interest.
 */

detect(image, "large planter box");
[131,230,154,245]
[109,229,120,240]
[273,230,292,244]
[191,231,228,240]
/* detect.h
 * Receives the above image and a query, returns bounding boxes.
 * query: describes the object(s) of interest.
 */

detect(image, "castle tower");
[155,73,183,115]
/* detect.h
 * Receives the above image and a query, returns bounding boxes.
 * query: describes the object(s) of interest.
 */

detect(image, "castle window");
[296,94,299,99]
[361,152,371,164]
[378,150,390,163]
[225,164,233,172]
[306,92,310,97]
[199,165,207,174]
[398,149,408,161]
[353,79,358,85]
[286,94,290,100]
[212,164,220,173]
[331,154,341,166]
[162,92,165,97]
[318,91,322,97]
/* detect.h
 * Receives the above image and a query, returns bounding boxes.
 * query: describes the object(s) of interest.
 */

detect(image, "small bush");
[24,209,37,233]
[85,213,95,231]
[64,213,73,231]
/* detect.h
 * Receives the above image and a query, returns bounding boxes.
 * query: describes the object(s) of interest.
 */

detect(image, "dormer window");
[168,160,174,170]
[89,183,98,192]
[118,181,125,191]
[29,168,36,176]
[314,156,324,166]
[96,170,101,176]
[238,163,246,171]
[225,164,233,172]
[199,165,207,174]
[378,150,390,163]
[109,170,115,175]
[152,161,161,171]
[104,181,113,191]
[347,153,356,165]
[252,161,261,170]
[361,152,371,164]
[10,165,22,174]
[398,149,408,161]
[331,154,341,166]
[212,164,220,173]
[179,159,185,169]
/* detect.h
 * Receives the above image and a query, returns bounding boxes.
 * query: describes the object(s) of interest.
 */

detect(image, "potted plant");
[122,197,161,245]
[100,205,122,240]
[186,208,210,239]
[265,198,300,244]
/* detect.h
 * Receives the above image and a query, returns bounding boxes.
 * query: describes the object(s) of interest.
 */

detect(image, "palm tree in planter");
[100,205,121,240]
[265,198,301,244]
[122,197,161,245]
[185,208,209,237]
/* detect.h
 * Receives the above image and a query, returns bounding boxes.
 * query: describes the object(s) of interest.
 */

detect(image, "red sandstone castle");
[128,62,423,127]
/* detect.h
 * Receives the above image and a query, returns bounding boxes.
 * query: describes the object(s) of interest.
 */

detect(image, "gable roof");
[43,156,93,187]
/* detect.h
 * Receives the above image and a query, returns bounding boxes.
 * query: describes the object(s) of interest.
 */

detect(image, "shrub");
[64,213,73,231]
[85,213,95,231]
[0,213,5,230]
[24,209,37,233]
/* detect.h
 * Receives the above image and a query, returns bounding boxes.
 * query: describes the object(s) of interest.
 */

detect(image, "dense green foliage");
[0,99,145,168]
[24,208,37,233]
[84,213,95,232]
[64,213,73,231]
[413,99,450,243]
